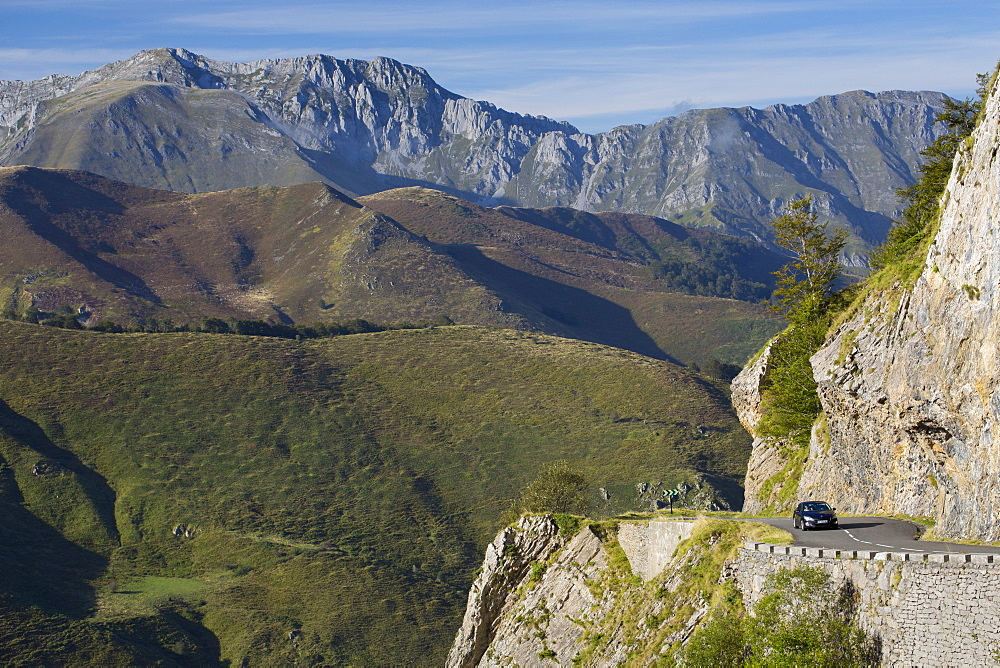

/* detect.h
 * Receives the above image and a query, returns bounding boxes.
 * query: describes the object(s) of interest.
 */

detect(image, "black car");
[792,501,838,530]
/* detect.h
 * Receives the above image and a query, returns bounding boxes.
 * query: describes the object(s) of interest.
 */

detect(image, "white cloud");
[165,0,823,34]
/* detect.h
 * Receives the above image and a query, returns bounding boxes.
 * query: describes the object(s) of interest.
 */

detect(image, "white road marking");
[840,527,955,553]
[842,529,871,544]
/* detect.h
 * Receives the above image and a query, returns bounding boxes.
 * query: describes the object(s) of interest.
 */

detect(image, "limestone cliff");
[447,516,704,667]
[730,340,801,513]
[736,72,1000,539]
[0,49,947,253]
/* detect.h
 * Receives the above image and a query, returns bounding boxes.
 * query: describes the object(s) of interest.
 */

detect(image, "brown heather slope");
[0,166,524,329]
[0,167,784,365]
[361,187,786,364]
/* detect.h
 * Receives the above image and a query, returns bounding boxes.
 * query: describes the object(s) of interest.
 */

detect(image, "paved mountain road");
[757,516,1000,555]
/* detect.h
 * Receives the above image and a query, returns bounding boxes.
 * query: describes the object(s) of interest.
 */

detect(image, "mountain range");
[1,48,949,260]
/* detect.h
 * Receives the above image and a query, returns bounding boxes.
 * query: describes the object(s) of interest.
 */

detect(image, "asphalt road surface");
[758,516,1000,555]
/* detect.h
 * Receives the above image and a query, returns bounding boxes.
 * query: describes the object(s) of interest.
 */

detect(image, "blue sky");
[1,0,998,133]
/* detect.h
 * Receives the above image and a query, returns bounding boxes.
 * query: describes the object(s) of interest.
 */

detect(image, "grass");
[564,518,791,666]
[0,320,752,664]
[97,576,208,617]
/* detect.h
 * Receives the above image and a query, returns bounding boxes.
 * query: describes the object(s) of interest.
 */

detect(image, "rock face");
[473,527,607,667]
[0,48,572,199]
[1,48,946,252]
[448,518,704,666]
[738,74,1000,539]
[508,90,945,257]
[447,515,565,667]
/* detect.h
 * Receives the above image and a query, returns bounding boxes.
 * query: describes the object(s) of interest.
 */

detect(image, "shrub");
[755,320,827,446]
[681,566,880,667]
[518,461,588,515]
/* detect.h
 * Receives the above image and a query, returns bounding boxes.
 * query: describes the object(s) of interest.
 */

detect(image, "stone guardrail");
[743,541,999,565]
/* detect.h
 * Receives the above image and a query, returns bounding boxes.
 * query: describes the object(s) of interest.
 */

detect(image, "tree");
[769,196,847,323]
[518,461,588,515]
[871,74,990,269]
[757,197,845,444]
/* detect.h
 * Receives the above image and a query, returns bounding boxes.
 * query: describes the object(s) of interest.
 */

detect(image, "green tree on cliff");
[769,196,847,323]
[757,197,845,444]
[872,73,991,269]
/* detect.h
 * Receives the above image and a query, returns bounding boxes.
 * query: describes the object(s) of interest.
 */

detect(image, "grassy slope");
[0,321,750,664]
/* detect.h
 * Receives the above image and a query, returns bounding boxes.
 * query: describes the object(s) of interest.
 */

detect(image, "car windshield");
[802,502,831,512]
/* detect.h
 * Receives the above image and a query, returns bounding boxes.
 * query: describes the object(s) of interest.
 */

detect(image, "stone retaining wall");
[618,520,695,581]
[735,542,1000,666]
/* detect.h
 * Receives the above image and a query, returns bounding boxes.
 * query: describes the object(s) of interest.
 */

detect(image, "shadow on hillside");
[0,458,106,618]
[301,147,503,207]
[697,473,746,512]
[3,170,162,303]
[0,399,120,546]
[444,244,675,362]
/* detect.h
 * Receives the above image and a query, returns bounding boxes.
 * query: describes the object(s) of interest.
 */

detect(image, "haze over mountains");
[0,48,949,259]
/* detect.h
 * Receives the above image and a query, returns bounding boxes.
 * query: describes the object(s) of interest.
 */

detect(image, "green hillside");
[0,321,750,664]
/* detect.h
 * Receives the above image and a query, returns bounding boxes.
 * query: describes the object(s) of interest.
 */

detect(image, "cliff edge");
[736,71,1000,539]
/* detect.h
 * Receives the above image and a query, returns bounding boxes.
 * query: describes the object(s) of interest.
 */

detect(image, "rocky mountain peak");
[1,49,948,251]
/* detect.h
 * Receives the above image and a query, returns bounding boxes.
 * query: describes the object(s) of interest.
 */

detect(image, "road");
[758,516,1000,555]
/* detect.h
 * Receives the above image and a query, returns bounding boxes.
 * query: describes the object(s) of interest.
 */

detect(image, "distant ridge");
[0,166,785,365]
[0,48,948,256]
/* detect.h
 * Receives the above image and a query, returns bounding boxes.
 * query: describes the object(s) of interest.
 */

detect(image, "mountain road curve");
[755,516,1000,555]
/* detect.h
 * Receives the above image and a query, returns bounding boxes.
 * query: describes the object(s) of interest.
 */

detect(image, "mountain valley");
[0,44,989,667]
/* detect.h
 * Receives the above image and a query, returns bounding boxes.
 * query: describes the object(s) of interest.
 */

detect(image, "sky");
[1,0,998,133]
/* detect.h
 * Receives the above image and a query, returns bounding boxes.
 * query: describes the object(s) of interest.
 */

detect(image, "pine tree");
[871,73,991,268]
[769,196,847,323]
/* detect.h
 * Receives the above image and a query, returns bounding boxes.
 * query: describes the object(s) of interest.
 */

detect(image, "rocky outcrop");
[448,518,704,666]
[738,73,1000,539]
[471,526,607,666]
[447,515,565,667]
[1,49,947,252]
[731,338,813,513]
